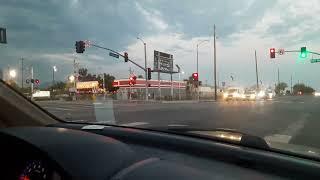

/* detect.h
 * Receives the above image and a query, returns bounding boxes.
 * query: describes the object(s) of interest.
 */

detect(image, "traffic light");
[30,79,34,83]
[35,79,40,85]
[192,73,198,81]
[270,48,275,59]
[75,41,85,53]
[124,52,128,62]
[300,47,307,58]
[147,68,152,80]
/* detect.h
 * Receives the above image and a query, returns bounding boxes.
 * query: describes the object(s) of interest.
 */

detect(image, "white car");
[223,87,245,101]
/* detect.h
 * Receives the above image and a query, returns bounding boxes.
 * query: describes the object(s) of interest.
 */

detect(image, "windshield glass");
[2,0,320,159]
[227,89,238,93]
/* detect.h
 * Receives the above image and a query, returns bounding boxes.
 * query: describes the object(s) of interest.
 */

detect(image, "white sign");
[32,91,50,98]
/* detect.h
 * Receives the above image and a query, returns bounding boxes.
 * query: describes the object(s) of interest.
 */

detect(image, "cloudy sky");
[1,0,320,89]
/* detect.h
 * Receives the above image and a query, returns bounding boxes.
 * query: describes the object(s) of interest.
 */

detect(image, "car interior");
[1,80,320,180]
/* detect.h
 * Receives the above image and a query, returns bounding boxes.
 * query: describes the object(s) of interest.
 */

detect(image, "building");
[113,78,187,100]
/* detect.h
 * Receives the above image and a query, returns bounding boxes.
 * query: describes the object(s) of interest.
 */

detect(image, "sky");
[1,0,320,89]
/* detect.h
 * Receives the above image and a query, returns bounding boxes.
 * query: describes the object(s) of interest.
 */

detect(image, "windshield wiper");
[166,127,270,150]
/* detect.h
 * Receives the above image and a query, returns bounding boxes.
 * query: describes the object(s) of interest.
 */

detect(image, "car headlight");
[257,91,265,97]
[223,93,228,98]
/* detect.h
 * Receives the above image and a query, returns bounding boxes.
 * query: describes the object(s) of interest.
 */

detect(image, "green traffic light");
[300,47,307,59]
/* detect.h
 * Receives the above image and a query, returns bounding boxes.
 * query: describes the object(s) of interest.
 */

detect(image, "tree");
[78,68,88,77]
[48,81,67,94]
[293,83,315,95]
[97,73,118,92]
[275,82,288,95]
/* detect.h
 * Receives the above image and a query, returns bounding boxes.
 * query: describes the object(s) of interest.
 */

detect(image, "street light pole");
[196,40,209,101]
[21,57,24,89]
[213,24,217,101]
[255,50,259,90]
[137,37,148,101]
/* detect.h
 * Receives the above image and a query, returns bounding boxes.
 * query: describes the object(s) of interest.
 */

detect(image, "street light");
[52,66,57,93]
[69,75,75,82]
[9,69,17,78]
[196,39,209,101]
[137,37,148,101]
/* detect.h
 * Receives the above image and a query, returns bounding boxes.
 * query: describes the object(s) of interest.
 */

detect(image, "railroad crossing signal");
[192,73,199,81]
[129,75,137,85]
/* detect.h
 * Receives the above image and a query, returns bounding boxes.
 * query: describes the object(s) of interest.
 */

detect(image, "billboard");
[76,81,99,89]
[154,50,173,73]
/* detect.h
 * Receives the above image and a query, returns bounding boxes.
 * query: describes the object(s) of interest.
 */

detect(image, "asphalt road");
[37,95,320,152]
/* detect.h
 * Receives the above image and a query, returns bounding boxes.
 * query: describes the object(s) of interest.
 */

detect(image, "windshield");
[227,89,238,93]
[2,0,320,159]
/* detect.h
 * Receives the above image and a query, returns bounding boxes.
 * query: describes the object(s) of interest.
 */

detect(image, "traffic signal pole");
[91,44,146,71]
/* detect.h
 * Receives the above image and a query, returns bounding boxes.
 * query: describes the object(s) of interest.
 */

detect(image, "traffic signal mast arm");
[91,44,146,71]
[277,50,320,56]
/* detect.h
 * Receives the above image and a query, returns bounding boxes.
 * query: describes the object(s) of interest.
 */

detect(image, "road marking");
[167,124,188,127]
[49,107,71,111]
[264,113,309,144]
[120,122,149,126]
[94,98,116,124]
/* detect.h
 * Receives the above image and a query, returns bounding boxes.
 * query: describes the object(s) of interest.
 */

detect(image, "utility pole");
[290,75,293,94]
[213,24,217,101]
[255,50,259,90]
[21,58,24,89]
[196,39,209,101]
[31,66,33,99]
[137,37,149,101]
[144,42,148,101]
[277,68,280,85]
[197,44,199,101]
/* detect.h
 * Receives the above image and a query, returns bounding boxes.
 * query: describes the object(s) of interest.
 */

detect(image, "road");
[37,96,320,152]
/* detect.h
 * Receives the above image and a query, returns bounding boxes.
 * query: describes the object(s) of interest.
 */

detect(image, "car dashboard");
[1,125,320,180]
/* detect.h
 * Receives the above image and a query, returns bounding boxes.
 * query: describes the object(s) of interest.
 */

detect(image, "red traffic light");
[35,79,40,85]
[270,48,275,59]
[192,73,199,81]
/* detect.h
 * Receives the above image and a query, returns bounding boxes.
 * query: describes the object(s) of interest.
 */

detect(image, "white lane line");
[93,102,102,105]
[48,107,71,111]
[120,122,149,126]
[167,124,188,127]
[264,113,309,144]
